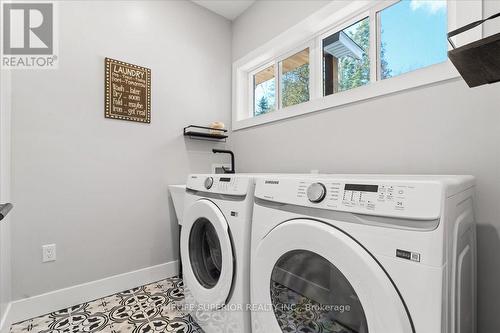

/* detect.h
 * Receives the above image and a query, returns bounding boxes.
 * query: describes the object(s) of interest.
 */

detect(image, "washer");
[250,174,476,333]
[180,174,258,333]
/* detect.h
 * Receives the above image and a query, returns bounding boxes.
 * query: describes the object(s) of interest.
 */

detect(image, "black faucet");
[212,149,235,174]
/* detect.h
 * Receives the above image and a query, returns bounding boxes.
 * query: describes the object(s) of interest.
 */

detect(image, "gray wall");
[10,0,231,299]
[0,68,12,321]
[231,1,500,332]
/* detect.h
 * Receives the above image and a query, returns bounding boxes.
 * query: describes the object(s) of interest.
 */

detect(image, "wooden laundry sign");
[105,58,151,123]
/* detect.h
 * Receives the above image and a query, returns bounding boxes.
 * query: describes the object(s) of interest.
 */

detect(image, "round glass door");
[251,218,414,333]
[189,217,222,289]
[181,199,233,306]
[270,250,367,333]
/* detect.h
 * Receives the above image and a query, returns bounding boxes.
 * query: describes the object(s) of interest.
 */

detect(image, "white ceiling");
[192,0,255,20]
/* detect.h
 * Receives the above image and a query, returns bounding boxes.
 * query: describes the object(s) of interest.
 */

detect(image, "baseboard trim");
[2,260,179,330]
[0,303,12,333]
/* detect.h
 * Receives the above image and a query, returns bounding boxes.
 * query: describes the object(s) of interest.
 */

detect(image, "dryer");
[180,174,256,333]
[250,174,476,333]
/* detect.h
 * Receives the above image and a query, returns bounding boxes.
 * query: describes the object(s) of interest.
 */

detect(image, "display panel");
[344,184,378,192]
[219,177,231,182]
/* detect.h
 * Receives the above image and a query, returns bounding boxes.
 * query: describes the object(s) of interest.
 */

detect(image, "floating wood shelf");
[183,125,228,142]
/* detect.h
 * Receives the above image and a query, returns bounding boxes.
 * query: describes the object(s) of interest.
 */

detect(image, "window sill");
[232,61,460,131]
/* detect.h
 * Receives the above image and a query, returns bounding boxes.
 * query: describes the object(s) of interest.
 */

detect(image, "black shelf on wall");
[183,125,228,142]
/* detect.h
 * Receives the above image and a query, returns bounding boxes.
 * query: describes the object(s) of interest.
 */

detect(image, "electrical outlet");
[42,244,56,262]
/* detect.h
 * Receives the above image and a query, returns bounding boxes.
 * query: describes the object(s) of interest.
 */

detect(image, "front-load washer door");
[181,199,234,306]
[252,219,414,333]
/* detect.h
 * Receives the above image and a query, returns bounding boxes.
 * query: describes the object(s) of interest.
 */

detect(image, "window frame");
[249,61,277,117]
[248,42,314,117]
[232,0,482,131]
[317,11,371,96]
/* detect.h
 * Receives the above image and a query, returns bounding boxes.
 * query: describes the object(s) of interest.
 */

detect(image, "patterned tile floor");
[10,277,203,333]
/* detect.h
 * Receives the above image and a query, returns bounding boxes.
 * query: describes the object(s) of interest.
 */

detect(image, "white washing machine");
[180,174,257,333]
[250,174,476,333]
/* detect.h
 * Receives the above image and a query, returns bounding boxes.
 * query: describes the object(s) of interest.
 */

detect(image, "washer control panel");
[257,177,443,220]
[340,183,407,211]
[187,174,250,196]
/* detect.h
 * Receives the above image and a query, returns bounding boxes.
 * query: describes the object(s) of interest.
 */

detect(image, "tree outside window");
[281,48,310,108]
[253,65,275,116]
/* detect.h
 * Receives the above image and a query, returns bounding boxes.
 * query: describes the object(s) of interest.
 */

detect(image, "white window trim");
[232,0,482,131]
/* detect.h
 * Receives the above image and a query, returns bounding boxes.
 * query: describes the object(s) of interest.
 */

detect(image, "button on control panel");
[307,183,327,203]
[204,177,214,190]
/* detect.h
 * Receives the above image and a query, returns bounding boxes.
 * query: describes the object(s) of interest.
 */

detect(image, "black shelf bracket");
[183,125,228,142]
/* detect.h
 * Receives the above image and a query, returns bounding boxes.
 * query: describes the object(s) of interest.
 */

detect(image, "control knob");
[307,182,327,203]
[204,177,214,190]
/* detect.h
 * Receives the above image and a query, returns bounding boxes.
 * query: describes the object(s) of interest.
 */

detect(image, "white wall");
[0,68,12,324]
[10,0,231,299]
[231,1,500,332]
[232,0,330,60]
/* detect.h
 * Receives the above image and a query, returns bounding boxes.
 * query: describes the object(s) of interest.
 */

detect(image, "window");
[253,64,275,116]
[280,48,310,108]
[252,48,311,116]
[379,0,448,79]
[323,17,370,96]
[233,0,482,129]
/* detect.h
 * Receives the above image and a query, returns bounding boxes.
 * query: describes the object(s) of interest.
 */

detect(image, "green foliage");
[256,95,270,115]
[339,19,392,90]
[254,78,275,116]
[380,34,392,79]
[281,64,310,108]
